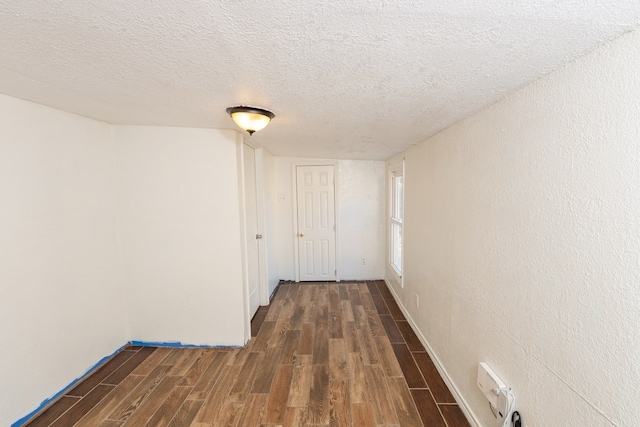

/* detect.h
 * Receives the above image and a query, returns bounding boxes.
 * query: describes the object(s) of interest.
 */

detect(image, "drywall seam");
[384,278,482,427]
[11,344,128,427]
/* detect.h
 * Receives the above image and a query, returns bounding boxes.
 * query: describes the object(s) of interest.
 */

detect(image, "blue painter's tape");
[11,344,129,427]
[129,340,239,349]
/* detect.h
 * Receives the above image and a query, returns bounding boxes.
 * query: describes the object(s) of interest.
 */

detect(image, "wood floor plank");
[352,305,367,329]
[340,300,354,322]
[338,284,350,300]
[366,281,381,295]
[391,344,427,389]
[329,285,341,311]
[374,337,404,378]
[250,321,276,351]
[212,400,244,427]
[357,321,380,365]
[166,399,204,427]
[351,403,376,427]
[439,405,471,427]
[348,287,363,305]
[298,322,315,355]
[385,297,406,321]
[410,390,446,427]
[121,375,182,426]
[103,347,157,386]
[107,364,172,422]
[141,385,191,427]
[228,351,264,400]
[251,347,282,393]
[131,348,173,376]
[168,348,204,376]
[98,420,123,427]
[376,281,394,299]
[50,385,115,427]
[194,365,241,422]
[359,291,377,312]
[366,309,386,337]
[269,317,292,349]
[329,379,351,426]
[290,305,306,330]
[347,353,367,404]
[328,338,347,379]
[396,321,425,352]
[75,375,145,427]
[412,353,456,403]
[387,377,424,427]
[283,407,308,427]
[264,365,294,424]
[371,294,390,315]
[25,396,79,427]
[179,349,218,387]
[343,321,361,354]
[363,365,398,425]
[328,309,343,339]
[288,355,313,407]
[236,393,267,426]
[226,347,250,367]
[66,350,136,397]
[189,351,230,400]
[380,314,405,343]
[280,330,301,365]
[307,364,330,424]
[251,306,270,337]
[312,325,329,365]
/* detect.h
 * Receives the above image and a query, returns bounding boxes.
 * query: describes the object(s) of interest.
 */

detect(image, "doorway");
[295,165,337,281]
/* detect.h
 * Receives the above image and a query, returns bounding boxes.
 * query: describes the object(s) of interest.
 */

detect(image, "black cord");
[512,411,521,427]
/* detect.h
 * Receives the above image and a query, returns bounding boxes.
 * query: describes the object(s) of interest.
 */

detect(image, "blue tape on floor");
[129,340,237,348]
[11,344,128,427]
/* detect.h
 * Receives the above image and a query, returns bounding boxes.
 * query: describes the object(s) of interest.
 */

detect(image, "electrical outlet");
[414,293,419,308]
[361,258,366,265]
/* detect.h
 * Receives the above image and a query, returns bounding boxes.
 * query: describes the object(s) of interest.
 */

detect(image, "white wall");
[275,157,385,281]
[262,149,280,297]
[0,95,128,426]
[114,126,246,346]
[387,29,640,426]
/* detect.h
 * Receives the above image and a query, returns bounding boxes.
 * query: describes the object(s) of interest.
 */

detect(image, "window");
[390,166,403,277]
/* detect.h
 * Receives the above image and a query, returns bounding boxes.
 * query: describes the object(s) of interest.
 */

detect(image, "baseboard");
[11,343,129,427]
[384,278,483,427]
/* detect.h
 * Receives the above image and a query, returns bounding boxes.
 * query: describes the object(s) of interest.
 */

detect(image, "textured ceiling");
[1,1,639,160]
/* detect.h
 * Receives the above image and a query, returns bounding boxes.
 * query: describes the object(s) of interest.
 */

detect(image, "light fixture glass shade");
[226,106,275,135]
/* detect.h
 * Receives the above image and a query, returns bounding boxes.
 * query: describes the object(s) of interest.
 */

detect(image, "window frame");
[389,162,404,280]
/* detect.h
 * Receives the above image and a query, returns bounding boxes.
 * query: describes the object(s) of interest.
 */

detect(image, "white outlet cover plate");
[477,362,506,408]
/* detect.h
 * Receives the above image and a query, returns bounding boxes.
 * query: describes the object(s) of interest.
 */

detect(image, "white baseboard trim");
[384,278,483,427]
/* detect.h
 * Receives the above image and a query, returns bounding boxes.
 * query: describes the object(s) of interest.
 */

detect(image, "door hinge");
[256,234,263,239]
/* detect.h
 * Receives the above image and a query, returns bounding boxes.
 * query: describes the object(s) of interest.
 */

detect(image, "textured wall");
[114,126,246,346]
[0,95,128,426]
[387,29,640,426]
[274,157,386,281]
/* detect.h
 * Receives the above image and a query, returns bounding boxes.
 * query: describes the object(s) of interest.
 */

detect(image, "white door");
[296,165,336,281]
[243,144,261,317]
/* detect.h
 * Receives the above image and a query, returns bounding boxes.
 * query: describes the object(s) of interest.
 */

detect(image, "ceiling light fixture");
[226,105,275,135]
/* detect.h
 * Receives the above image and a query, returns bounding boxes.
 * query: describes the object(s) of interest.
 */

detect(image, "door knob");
[299,233,304,237]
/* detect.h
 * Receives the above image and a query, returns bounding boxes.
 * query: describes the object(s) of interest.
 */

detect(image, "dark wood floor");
[24,281,470,426]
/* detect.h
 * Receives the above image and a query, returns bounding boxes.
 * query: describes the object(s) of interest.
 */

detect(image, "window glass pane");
[395,175,403,221]
[392,222,402,273]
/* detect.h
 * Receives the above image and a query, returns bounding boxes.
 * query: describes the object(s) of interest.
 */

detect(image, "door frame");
[237,134,269,343]
[291,161,340,282]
